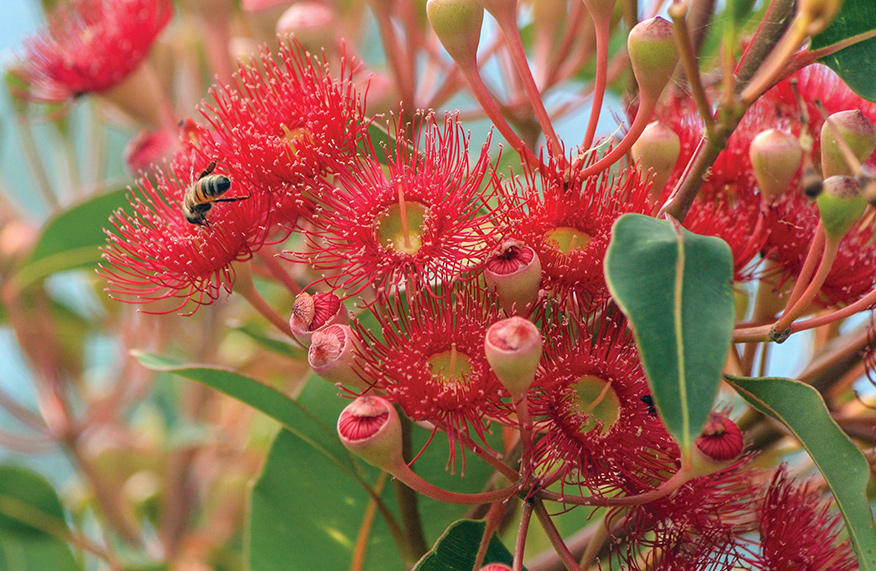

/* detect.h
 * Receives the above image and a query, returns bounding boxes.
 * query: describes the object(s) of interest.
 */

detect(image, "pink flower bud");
[290,291,348,346]
[124,130,177,176]
[816,175,866,238]
[483,240,542,315]
[749,129,803,203]
[478,565,512,571]
[631,121,681,204]
[820,110,876,178]
[694,412,744,463]
[337,396,404,471]
[627,17,677,104]
[426,0,484,67]
[484,317,542,399]
[276,3,336,54]
[309,325,369,390]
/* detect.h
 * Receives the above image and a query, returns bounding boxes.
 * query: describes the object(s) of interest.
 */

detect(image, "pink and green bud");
[817,175,866,238]
[821,110,876,178]
[290,291,348,346]
[627,17,678,104]
[484,317,542,399]
[426,0,484,67]
[631,121,681,204]
[309,325,369,391]
[483,240,542,315]
[749,129,803,202]
[337,396,404,472]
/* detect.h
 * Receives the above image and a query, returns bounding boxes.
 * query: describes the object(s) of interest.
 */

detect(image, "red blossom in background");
[300,114,499,297]
[17,0,172,103]
[100,156,272,313]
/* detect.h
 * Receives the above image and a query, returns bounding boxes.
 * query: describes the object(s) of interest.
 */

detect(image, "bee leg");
[198,160,218,180]
[213,194,251,203]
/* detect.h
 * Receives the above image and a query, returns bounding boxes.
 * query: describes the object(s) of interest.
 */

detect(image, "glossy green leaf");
[726,375,876,570]
[0,466,79,571]
[13,188,131,291]
[133,352,347,464]
[414,520,516,571]
[604,214,734,457]
[811,0,876,102]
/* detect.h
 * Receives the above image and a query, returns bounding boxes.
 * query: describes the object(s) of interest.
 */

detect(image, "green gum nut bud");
[427,0,484,67]
[749,129,803,203]
[309,325,369,391]
[817,175,866,238]
[631,121,681,203]
[484,317,542,399]
[627,17,678,103]
[338,396,403,472]
[821,110,876,178]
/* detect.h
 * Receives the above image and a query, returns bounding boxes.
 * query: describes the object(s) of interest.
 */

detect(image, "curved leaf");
[726,375,876,570]
[0,466,79,571]
[12,188,131,291]
[414,520,516,571]
[811,0,876,102]
[604,214,734,457]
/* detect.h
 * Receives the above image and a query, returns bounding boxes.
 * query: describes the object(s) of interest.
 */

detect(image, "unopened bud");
[427,0,484,67]
[749,129,803,202]
[309,325,369,390]
[124,130,177,175]
[631,121,681,204]
[478,565,513,571]
[821,110,876,178]
[689,412,744,476]
[290,291,348,346]
[484,317,542,399]
[627,17,677,104]
[817,175,866,238]
[276,3,336,54]
[484,240,542,315]
[338,396,404,471]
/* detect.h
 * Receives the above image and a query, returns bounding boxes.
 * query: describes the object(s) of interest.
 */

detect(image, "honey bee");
[182,160,249,225]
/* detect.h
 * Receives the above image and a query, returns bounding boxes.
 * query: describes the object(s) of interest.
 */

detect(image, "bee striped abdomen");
[190,175,231,204]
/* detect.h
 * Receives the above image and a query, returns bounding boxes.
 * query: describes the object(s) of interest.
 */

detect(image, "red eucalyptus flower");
[355,283,511,465]
[18,0,172,103]
[301,114,499,297]
[100,156,272,313]
[609,460,758,571]
[500,155,651,309]
[528,310,677,496]
[742,466,857,571]
[199,39,367,228]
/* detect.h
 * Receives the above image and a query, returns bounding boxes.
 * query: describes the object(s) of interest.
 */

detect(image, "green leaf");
[228,322,305,360]
[414,520,516,571]
[604,214,735,457]
[13,188,132,291]
[249,428,405,571]
[725,375,876,570]
[0,466,80,571]
[811,0,876,102]
[132,352,347,465]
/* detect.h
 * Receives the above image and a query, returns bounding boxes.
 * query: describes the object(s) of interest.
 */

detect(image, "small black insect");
[640,395,657,416]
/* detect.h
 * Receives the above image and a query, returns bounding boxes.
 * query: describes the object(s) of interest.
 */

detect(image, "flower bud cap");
[690,412,744,476]
[631,121,681,202]
[627,17,677,103]
[290,291,347,346]
[483,240,542,315]
[484,317,542,398]
[821,110,876,178]
[427,0,484,67]
[749,129,803,202]
[309,325,369,390]
[338,396,404,471]
[817,175,866,238]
